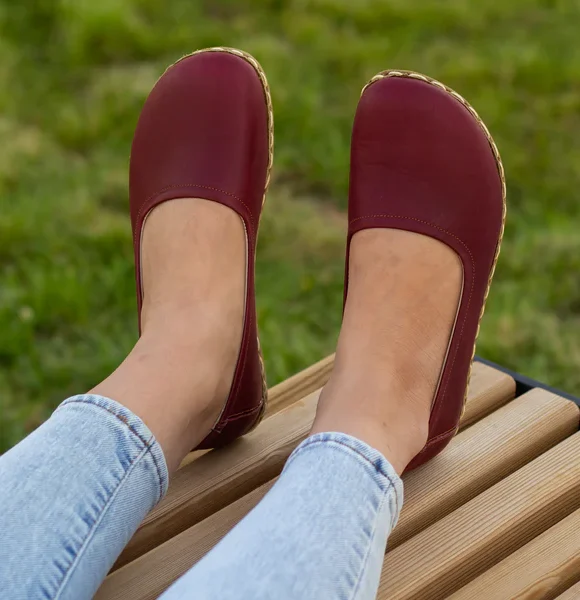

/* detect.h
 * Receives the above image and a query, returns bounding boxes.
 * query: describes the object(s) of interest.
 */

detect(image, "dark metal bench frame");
[476,356,580,411]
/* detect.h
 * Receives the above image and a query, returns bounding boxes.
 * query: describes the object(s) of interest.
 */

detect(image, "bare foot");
[311,228,462,475]
[92,198,245,472]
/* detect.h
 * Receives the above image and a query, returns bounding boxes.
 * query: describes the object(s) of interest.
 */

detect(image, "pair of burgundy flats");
[129,48,506,470]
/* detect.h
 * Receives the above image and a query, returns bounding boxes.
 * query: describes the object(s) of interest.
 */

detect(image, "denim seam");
[52,444,151,600]
[348,483,390,600]
[288,439,399,500]
[59,398,166,502]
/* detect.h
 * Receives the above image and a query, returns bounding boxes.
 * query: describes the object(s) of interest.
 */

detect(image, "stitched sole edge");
[166,47,273,434]
[361,69,507,429]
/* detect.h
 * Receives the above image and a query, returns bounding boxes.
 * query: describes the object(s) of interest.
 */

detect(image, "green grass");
[1,0,580,451]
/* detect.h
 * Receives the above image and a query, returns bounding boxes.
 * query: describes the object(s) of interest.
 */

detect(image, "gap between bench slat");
[377,432,580,600]
[389,388,580,550]
[114,360,514,569]
[449,508,580,600]
[96,387,577,600]
[555,580,580,599]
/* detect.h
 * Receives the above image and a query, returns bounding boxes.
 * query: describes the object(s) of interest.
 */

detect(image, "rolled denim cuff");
[57,394,169,501]
[286,431,404,529]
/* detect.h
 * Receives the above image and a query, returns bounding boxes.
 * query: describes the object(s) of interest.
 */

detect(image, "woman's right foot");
[93,197,249,472]
[93,49,273,472]
[312,72,505,475]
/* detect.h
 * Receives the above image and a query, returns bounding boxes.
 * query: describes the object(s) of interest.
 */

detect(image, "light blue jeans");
[0,394,403,600]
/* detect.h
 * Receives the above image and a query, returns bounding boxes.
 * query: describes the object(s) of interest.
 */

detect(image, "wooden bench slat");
[389,389,580,549]
[377,433,580,600]
[449,508,580,600]
[460,360,518,427]
[115,361,515,568]
[266,353,335,417]
[555,581,580,599]
[99,385,575,600]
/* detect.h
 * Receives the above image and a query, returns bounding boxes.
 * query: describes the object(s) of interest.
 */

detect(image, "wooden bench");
[96,356,580,600]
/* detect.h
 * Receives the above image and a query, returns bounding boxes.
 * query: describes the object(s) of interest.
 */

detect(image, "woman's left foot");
[313,71,505,474]
[312,227,463,475]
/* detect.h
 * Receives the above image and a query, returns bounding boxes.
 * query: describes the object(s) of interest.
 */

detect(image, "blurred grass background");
[1,0,579,451]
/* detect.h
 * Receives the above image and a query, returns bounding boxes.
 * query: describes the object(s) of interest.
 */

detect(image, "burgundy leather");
[347,73,505,471]
[129,49,271,449]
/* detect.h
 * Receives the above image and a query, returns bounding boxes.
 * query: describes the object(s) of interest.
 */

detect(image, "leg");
[160,228,462,600]
[0,198,246,600]
[0,48,270,600]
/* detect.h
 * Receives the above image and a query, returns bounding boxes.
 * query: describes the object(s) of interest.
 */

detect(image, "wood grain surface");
[389,389,579,549]
[555,581,580,599]
[449,508,580,600]
[377,433,580,600]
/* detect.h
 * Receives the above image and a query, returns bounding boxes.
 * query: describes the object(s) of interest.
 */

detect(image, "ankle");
[93,309,239,473]
[311,368,429,475]
[91,336,223,472]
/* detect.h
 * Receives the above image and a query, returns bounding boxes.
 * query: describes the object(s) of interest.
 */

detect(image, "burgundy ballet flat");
[129,48,273,449]
[348,71,506,471]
